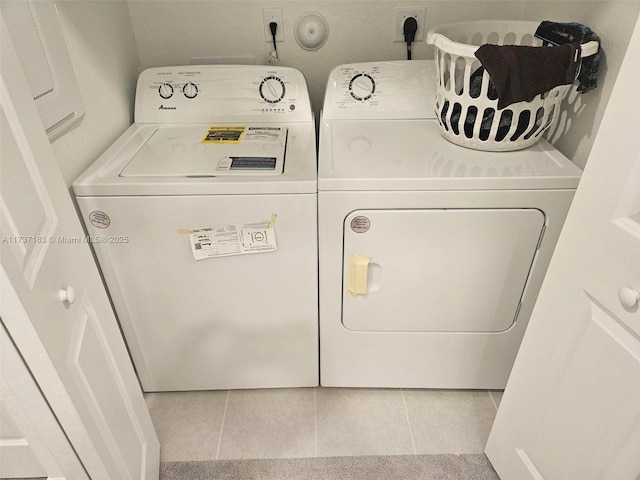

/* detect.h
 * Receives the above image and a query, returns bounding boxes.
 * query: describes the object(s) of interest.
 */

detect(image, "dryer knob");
[349,73,375,101]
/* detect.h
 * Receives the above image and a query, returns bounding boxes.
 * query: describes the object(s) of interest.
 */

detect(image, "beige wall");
[52,0,140,186]
[127,1,529,123]
[52,1,640,182]
[522,1,640,168]
[127,0,640,169]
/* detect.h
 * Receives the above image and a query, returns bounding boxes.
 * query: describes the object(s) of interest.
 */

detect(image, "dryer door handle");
[346,254,382,296]
[346,254,370,296]
[367,262,382,293]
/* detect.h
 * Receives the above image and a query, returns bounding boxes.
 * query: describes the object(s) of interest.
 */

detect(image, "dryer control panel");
[135,65,313,124]
[322,60,437,120]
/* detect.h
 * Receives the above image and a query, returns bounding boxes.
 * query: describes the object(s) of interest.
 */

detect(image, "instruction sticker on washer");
[201,126,246,144]
[187,215,277,260]
[201,126,285,145]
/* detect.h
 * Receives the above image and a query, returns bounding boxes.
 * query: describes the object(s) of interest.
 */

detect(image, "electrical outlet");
[393,7,426,43]
[263,8,284,43]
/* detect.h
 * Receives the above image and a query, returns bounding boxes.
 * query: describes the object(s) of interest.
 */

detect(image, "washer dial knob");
[158,82,174,99]
[349,73,375,101]
[183,82,198,99]
[260,76,286,104]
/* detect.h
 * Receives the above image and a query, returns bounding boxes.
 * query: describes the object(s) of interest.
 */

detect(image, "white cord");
[268,50,280,66]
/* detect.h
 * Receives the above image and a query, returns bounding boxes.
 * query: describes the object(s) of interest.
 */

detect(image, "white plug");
[268,51,280,66]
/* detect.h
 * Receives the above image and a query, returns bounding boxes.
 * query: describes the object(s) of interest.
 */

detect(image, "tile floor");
[145,388,504,462]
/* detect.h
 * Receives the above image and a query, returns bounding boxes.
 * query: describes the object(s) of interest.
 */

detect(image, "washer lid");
[120,125,286,177]
[73,122,317,196]
[318,119,582,191]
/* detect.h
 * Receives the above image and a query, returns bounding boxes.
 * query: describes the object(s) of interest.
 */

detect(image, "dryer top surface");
[318,118,582,191]
[319,60,581,191]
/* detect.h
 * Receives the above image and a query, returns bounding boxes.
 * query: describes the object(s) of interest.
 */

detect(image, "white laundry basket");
[426,21,599,151]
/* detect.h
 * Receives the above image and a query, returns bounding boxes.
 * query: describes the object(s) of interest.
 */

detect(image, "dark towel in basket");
[535,21,601,93]
[474,43,581,109]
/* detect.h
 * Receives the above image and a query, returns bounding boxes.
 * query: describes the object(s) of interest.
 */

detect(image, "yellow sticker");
[201,126,246,144]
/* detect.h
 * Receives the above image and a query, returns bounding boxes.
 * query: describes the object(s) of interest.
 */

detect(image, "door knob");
[618,286,640,309]
[59,286,77,305]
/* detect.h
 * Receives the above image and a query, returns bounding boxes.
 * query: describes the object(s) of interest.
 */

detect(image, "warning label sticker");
[201,126,246,144]
[89,211,111,229]
[186,216,277,260]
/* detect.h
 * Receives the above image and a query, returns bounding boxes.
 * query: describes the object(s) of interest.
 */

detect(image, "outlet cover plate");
[263,8,284,43]
[393,7,426,43]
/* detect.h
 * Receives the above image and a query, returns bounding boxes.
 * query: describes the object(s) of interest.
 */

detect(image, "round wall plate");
[295,12,329,51]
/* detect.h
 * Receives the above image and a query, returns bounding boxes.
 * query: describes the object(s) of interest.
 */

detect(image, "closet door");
[485,16,640,480]
[1,323,88,479]
[0,16,159,480]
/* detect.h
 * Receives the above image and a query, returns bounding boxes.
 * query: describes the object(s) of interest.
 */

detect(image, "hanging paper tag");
[187,216,277,260]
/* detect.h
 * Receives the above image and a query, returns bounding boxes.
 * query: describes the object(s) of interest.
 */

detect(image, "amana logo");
[159,105,176,110]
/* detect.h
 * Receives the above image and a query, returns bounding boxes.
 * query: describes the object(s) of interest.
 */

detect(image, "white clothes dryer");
[318,60,582,389]
[74,66,318,392]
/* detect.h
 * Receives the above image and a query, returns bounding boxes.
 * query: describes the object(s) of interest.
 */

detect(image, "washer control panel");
[323,60,437,120]
[136,66,312,123]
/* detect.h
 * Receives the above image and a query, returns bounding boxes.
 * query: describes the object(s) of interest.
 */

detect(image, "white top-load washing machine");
[318,60,582,389]
[74,65,318,392]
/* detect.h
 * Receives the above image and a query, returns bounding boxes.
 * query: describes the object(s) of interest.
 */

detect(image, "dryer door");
[342,208,545,332]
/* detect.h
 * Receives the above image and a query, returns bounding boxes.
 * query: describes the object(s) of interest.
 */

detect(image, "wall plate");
[263,7,284,43]
[393,7,426,43]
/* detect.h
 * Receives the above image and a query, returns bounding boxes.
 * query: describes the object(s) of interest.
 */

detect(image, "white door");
[0,16,159,480]
[485,17,640,480]
[1,322,88,479]
[342,208,544,332]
